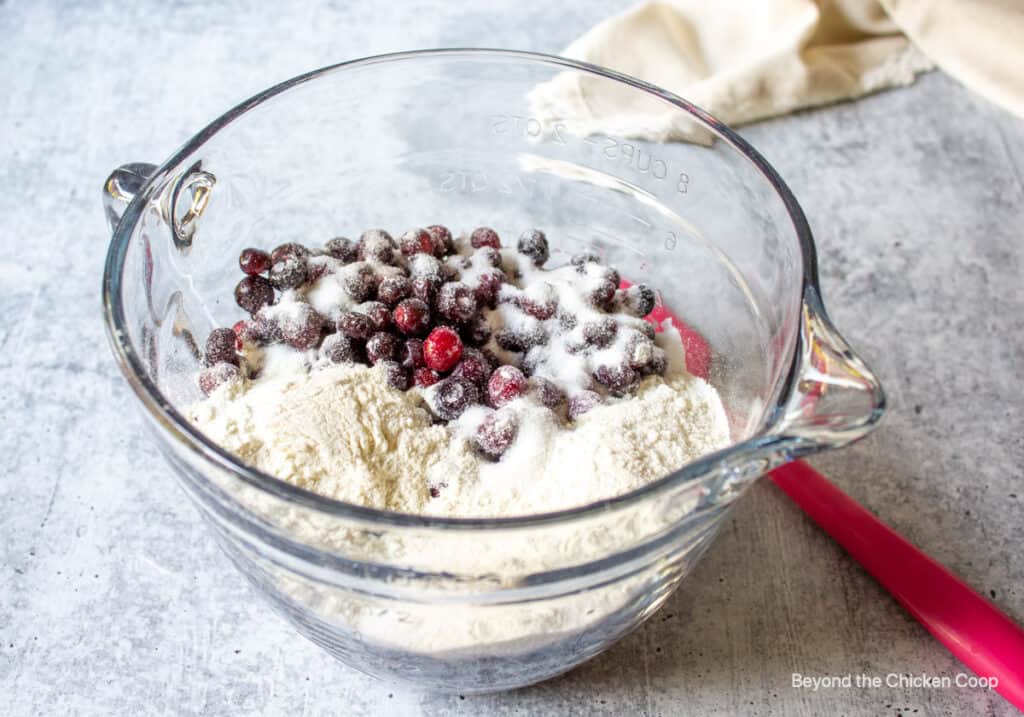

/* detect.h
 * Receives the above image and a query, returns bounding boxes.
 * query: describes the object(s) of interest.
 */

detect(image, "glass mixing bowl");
[101,49,885,692]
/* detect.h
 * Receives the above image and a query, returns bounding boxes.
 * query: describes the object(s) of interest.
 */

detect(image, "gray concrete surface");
[2,2,1022,715]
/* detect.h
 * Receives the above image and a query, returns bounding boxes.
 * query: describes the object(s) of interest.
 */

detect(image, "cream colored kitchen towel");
[530,0,1023,143]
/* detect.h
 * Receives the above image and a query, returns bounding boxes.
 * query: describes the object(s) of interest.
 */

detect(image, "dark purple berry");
[487,365,527,407]
[399,228,433,256]
[338,311,373,340]
[588,280,617,309]
[470,227,501,249]
[358,229,396,264]
[198,362,240,395]
[516,229,549,266]
[234,275,275,315]
[392,298,430,336]
[204,328,238,367]
[324,236,358,263]
[342,264,376,301]
[518,296,556,320]
[451,348,492,388]
[594,363,639,396]
[269,255,308,290]
[270,243,311,263]
[426,225,454,256]
[379,360,411,390]
[359,301,392,332]
[366,332,398,364]
[400,338,425,369]
[557,312,578,331]
[437,282,478,324]
[583,317,618,348]
[474,410,519,459]
[280,303,324,350]
[639,321,657,340]
[495,325,547,352]
[568,390,601,419]
[252,312,284,344]
[619,284,656,317]
[414,367,440,388]
[320,333,358,364]
[411,276,440,305]
[426,376,479,420]
[532,377,566,409]
[238,248,271,275]
[460,317,492,347]
[571,252,600,271]
[377,275,412,306]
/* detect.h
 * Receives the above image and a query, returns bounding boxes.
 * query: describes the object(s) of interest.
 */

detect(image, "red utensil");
[646,291,1024,710]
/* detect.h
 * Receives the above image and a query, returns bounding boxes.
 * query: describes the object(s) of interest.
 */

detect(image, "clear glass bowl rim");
[101,48,819,531]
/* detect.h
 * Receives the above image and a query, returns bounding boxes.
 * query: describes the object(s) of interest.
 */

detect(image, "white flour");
[190,325,730,518]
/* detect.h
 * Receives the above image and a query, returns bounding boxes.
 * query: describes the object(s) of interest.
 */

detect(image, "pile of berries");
[198,225,664,461]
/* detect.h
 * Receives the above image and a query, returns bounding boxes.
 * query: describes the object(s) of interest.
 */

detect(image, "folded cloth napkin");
[530,0,1023,142]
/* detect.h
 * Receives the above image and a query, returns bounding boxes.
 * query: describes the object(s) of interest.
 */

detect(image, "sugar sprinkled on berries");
[474,410,519,459]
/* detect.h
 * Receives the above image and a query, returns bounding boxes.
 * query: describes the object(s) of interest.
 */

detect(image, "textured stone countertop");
[2,2,1022,715]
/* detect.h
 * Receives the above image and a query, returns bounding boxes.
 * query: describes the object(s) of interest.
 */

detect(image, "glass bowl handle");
[103,162,157,232]
[770,285,886,457]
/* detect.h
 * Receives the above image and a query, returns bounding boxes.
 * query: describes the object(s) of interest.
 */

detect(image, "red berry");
[399,228,434,256]
[423,327,463,372]
[393,298,431,336]
[414,367,440,388]
[269,255,308,290]
[487,365,527,407]
[411,276,440,305]
[238,248,271,275]
[531,377,566,409]
[583,317,618,348]
[470,227,501,249]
